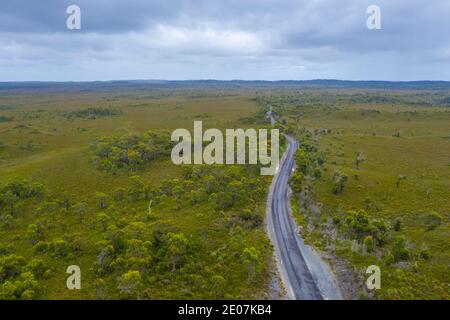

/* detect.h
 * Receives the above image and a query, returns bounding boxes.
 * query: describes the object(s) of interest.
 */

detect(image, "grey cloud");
[0,0,449,81]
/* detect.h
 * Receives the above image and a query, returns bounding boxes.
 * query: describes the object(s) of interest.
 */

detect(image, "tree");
[393,219,401,232]
[312,167,322,179]
[126,239,152,273]
[42,201,58,221]
[0,255,26,281]
[30,183,45,200]
[295,149,310,174]
[96,213,110,232]
[396,175,406,189]
[128,176,144,202]
[239,208,262,228]
[363,236,374,253]
[118,271,142,299]
[214,191,233,210]
[419,247,430,260]
[126,239,149,259]
[211,275,226,298]
[15,272,38,299]
[355,152,365,169]
[21,289,35,300]
[181,166,193,179]
[332,171,348,194]
[105,225,127,253]
[0,214,14,230]
[171,185,185,200]
[372,219,388,246]
[95,192,108,209]
[25,259,46,278]
[1,191,19,216]
[73,201,87,223]
[26,224,44,245]
[392,236,409,262]
[59,192,73,211]
[114,188,126,202]
[51,240,69,258]
[94,278,108,299]
[346,210,370,239]
[242,247,262,283]
[289,172,304,193]
[0,281,17,299]
[123,222,147,240]
[94,240,115,275]
[164,232,189,271]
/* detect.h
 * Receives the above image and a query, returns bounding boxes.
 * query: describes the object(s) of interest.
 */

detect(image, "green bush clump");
[0,116,14,122]
[423,211,443,231]
[0,254,45,299]
[91,131,173,172]
[332,171,348,194]
[392,236,410,262]
[344,209,389,248]
[288,128,325,193]
[0,179,45,202]
[363,235,374,253]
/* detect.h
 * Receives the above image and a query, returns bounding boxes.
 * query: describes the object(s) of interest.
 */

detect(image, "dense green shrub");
[0,255,26,281]
[392,236,410,262]
[344,210,390,249]
[346,210,370,238]
[91,131,173,172]
[423,211,443,231]
[0,116,14,122]
[24,259,46,278]
[0,254,42,300]
[393,218,401,232]
[363,236,374,253]
[332,171,348,194]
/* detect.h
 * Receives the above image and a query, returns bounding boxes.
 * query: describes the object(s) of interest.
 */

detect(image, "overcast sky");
[1,0,449,81]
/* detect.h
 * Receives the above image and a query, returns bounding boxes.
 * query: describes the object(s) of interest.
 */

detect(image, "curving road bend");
[266,134,342,300]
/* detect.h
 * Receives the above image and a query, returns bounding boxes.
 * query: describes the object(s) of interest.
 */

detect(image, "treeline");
[91,131,173,172]
[66,107,122,120]
[287,128,325,194]
[0,105,15,110]
[254,91,450,108]
[0,116,14,122]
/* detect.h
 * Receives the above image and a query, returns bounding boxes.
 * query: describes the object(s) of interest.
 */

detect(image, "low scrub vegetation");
[66,107,122,120]
[91,131,173,173]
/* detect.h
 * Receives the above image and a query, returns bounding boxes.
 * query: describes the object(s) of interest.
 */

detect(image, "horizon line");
[1,79,450,83]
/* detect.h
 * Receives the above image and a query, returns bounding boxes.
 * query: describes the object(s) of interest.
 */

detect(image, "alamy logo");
[366,265,381,290]
[66,265,81,290]
[66,5,81,30]
[171,121,279,175]
[366,5,381,30]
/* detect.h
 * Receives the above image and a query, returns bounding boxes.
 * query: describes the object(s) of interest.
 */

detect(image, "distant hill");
[1,79,450,91]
